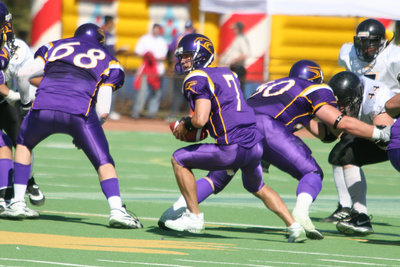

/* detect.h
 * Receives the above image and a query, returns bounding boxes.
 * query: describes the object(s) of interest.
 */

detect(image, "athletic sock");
[196,178,214,203]
[344,166,367,214]
[100,178,122,210]
[0,159,13,197]
[14,162,31,202]
[333,165,352,208]
[296,172,322,200]
[293,192,313,215]
[172,178,214,209]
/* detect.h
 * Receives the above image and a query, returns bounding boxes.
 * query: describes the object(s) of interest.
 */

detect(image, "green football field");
[1,130,399,266]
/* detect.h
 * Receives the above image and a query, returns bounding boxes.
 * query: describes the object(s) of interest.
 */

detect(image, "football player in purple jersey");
[0,1,45,208]
[161,33,307,242]
[2,23,143,229]
[160,59,391,240]
[384,94,400,180]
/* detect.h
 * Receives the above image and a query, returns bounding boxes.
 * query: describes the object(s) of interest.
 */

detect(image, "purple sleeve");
[101,61,125,91]
[305,86,338,113]
[34,43,52,61]
[0,70,4,84]
[182,74,212,110]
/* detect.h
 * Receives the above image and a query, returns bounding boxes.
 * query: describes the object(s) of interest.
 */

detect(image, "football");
[169,120,208,142]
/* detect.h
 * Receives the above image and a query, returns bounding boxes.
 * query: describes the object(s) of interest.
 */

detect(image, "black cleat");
[27,177,45,206]
[322,203,351,224]
[336,211,373,235]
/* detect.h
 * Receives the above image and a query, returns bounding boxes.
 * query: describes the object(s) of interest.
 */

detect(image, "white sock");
[108,196,123,210]
[14,184,28,202]
[30,152,35,177]
[333,165,352,208]
[173,195,187,210]
[293,193,313,215]
[344,166,367,214]
[288,222,301,229]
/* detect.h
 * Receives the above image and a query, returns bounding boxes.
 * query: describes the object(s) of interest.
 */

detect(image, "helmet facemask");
[175,51,195,74]
[337,96,362,117]
[354,35,386,62]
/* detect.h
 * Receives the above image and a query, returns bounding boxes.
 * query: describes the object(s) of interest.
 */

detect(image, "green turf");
[1,131,399,266]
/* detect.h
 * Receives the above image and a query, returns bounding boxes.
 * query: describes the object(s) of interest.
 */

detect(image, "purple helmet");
[74,23,105,45]
[0,2,13,48]
[175,33,215,74]
[289,59,324,84]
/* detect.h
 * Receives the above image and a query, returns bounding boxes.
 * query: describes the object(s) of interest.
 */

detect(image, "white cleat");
[0,198,6,214]
[109,207,143,229]
[292,209,324,240]
[158,205,187,229]
[287,222,307,243]
[164,209,204,233]
[1,200,39,219]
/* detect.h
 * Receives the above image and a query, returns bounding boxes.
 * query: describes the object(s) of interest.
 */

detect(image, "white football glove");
[372,125,391,145]
[5,90,21,106]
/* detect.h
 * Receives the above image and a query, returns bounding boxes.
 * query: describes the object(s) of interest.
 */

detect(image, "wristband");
[333,114,344,129]
[184,116,196,131]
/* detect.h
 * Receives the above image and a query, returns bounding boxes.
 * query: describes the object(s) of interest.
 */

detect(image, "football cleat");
[0,197,6,212]
[287,222,307,243]
[292,209,324,240]
[164,209,204,233]
[109,205,143,229]
[158,205,187,230]
[1,200,39,219]
[336,211,374,235]
[322,203,352,224]
[27,177,45,206]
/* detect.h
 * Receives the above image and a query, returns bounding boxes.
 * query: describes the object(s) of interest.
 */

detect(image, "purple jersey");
[182,67,262,147]
[247,77,337,130]
[32,37,124,116]
[387,119,400,150]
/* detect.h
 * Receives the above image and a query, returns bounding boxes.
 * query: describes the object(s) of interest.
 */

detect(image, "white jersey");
[0,38,36,104]
[358,76,394,124]
[339,42,400,95]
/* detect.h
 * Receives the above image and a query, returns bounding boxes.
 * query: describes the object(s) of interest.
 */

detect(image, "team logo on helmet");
[307,65,322,81]
[97,28,105,44]
[194,37,213,55]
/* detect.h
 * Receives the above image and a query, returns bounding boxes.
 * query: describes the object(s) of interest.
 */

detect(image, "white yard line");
[0,258,101,267]
[98,259,192,267]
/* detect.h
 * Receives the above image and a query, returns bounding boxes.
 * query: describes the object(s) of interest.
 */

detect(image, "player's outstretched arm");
[385,94,400,118]
[315,104,389,143]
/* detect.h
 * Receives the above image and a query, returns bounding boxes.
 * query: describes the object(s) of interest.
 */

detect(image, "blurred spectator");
[395,20,400,45]
[166,20,196,122]
[102,15,120,120]
[132,23,168,119]
[103,15,116,56]
[219,21,250,93]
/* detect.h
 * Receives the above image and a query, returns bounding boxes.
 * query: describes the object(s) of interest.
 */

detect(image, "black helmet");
[354,19,386,62]
[329,71,364,117]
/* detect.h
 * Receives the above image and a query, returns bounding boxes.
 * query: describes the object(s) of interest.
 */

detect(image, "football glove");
[372,125,391,146]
